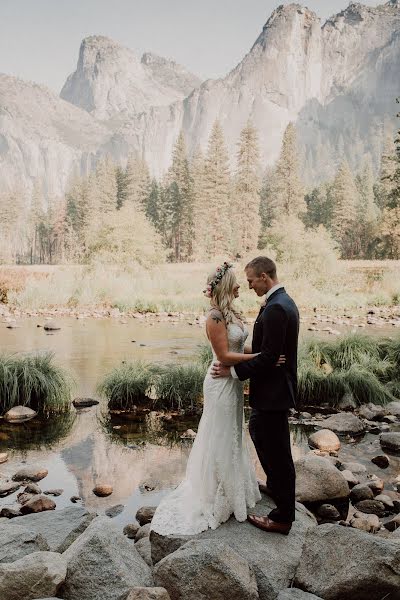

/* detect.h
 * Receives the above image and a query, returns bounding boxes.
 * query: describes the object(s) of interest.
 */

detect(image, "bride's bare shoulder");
[206,308,225,326]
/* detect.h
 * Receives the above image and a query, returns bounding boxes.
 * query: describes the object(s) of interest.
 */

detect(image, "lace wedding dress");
[150,322,261,536]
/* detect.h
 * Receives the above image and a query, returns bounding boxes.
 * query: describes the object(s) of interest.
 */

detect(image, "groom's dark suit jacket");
[234,287,299,411]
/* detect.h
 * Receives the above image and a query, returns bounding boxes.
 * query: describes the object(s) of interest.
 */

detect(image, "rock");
[17,492,35,505]
[294,523,400,599]
[308,429,340,453]
[320,413,366,435]
[385,401,400,417]
[1,506,96,552]
[72,397,99,408]
[375,494,395,510]
[277,590,324,600]
[0,452,8,464]
[316,504,340,521]
[380,432,400,453]
[105,504,124,518]
[24,483,42,494]
[12,466,48,482]
[93,483,113,497]
[136,505,156,526]
[299,412,312,420]
[340,470,359,487]
[70,496,81,503]
[135,536,153,567]
[4,406,37,423]
[0,522,49,563]
[340,461,367,474]
[358,405,375,420]
[337,391,357,411]
[44,322,61,331]
[371,455,390,468]
[150,495,317,599]
[350,512,381,533]
[358,403,386,421]
[295,455,349,503]
[0,551,67,600]
[135,523,151,542]
[60,517,153,600]
[20,495,56,514]
[384,515,400,532]
[44,489,63,497]
[0,506,22,518]
[180,429,196,439]
[382,415,398,424]
[123,523,140,539]
[350,484,374,503]
[154,539,259,600]
[0,481,20,497]
[126,588,171,600]
[354,499,386,517]
[366,477,385,495]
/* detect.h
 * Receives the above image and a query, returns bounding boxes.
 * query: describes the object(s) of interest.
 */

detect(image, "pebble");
[105,504,124,518]
[20,495,56,514]
[93,484,113,497]
[371,455,390,469]
[123,523,140,539]
[43,488,63,497]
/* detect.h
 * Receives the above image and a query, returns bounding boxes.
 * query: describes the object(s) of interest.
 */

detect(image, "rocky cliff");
[0,1,399,198]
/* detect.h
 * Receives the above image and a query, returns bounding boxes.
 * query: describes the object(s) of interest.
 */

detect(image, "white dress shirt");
[230,283,284,379]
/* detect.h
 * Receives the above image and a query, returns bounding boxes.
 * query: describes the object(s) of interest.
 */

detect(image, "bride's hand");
[276,354,286,367]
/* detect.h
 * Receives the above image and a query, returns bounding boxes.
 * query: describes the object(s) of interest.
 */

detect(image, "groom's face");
[245,267,269,297]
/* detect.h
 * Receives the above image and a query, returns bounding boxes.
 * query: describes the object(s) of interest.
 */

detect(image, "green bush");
[0,352,72,415]
[97,361,159,411]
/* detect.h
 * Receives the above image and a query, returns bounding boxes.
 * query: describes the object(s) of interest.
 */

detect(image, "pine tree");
[268,123,306,220]
[259,166,275,231]
[202,121,232,258]
[232,121,261,256]
[145,178,160,228]
[125,154,151,209]
[304,182,334,230]
[330,161,359,258]
[355,158,380,257]
[116,166,128,209]
[191,148,208,259]
[28,179,46,263]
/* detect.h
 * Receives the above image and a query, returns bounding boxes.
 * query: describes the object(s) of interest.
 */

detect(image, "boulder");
[24,483,42,494]
[358,403,386,421]
[150,495,317,600]
[371,455,390,468]
[385,401,400,417]
[1,506,96,552]
[277,590,324,600]
[316,504,340,521]
[340,470,359,487]
[20,495,56,514]
[72,397,99,408]
[0,452,8,464]
[384,515,400,532]
[123,523,140,539]
[294,524,400,599]
[354,499,386,517]
[308,429,340,453]
[349,511,380,533]
[350,483,374,503]
[105,504,124,518]
[0,481,20,497]
[44,322,60,331]
[366,477,385,495]
[154,539,259,600]
[0,551,67,600]
[92,484,113,497]
[16,492,35,505]
[4,406,37,423]
[126,588,171,600]
[0,506,22,518]
[375,494,395,510]
[339,461,367,474]
[320,413,366,435]
[135,523,151,541]
[12,466,48,482]
[380,432,400,453]
[135,536,153,567]
[0,522,49,563]
[136,505,156,525]
[295,455,349,503]
[60,517,153,600]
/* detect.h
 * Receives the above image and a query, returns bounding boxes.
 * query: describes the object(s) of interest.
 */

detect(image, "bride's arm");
[206,312,259,366]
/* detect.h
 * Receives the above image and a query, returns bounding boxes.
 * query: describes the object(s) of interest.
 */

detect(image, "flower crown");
[203,261,233,298]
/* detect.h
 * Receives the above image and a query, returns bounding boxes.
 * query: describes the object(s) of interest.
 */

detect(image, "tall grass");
[297,334,400,409]
[0,352,72,415]
[152,363,206,413]
[97,361,159,411]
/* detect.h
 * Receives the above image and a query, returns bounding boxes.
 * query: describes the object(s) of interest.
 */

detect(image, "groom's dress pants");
[249,408,296,523]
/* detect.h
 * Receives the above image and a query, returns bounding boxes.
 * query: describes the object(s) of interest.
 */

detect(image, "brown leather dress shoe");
[247,514,292,535]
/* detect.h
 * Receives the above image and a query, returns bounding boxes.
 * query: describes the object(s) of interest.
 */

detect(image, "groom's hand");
[211,361,230,378]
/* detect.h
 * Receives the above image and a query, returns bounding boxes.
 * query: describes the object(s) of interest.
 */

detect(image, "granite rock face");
[1,2,399,195]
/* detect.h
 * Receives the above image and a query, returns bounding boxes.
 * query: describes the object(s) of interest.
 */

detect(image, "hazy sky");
[0,0,381,93]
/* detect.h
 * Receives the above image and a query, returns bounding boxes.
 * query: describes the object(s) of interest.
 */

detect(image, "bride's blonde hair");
[206,266,241,325]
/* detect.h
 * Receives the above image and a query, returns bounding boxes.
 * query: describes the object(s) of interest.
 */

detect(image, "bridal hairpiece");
[203,261,233,298]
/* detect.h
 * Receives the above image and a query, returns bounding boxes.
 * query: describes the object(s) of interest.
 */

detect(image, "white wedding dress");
[150,322,261,536]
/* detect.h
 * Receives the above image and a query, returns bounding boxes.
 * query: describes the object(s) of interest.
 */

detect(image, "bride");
[150,261,283,536]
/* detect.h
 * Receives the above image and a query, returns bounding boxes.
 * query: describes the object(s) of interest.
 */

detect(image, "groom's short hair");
[245,256,277,278]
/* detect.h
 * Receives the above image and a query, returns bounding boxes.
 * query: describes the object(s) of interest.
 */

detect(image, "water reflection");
[0,412,75,454]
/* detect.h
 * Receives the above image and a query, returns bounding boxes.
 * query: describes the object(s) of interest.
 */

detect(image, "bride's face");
[233,280,240,298]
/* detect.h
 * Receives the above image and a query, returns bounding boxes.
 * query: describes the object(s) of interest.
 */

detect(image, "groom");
[212,256,299,535]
